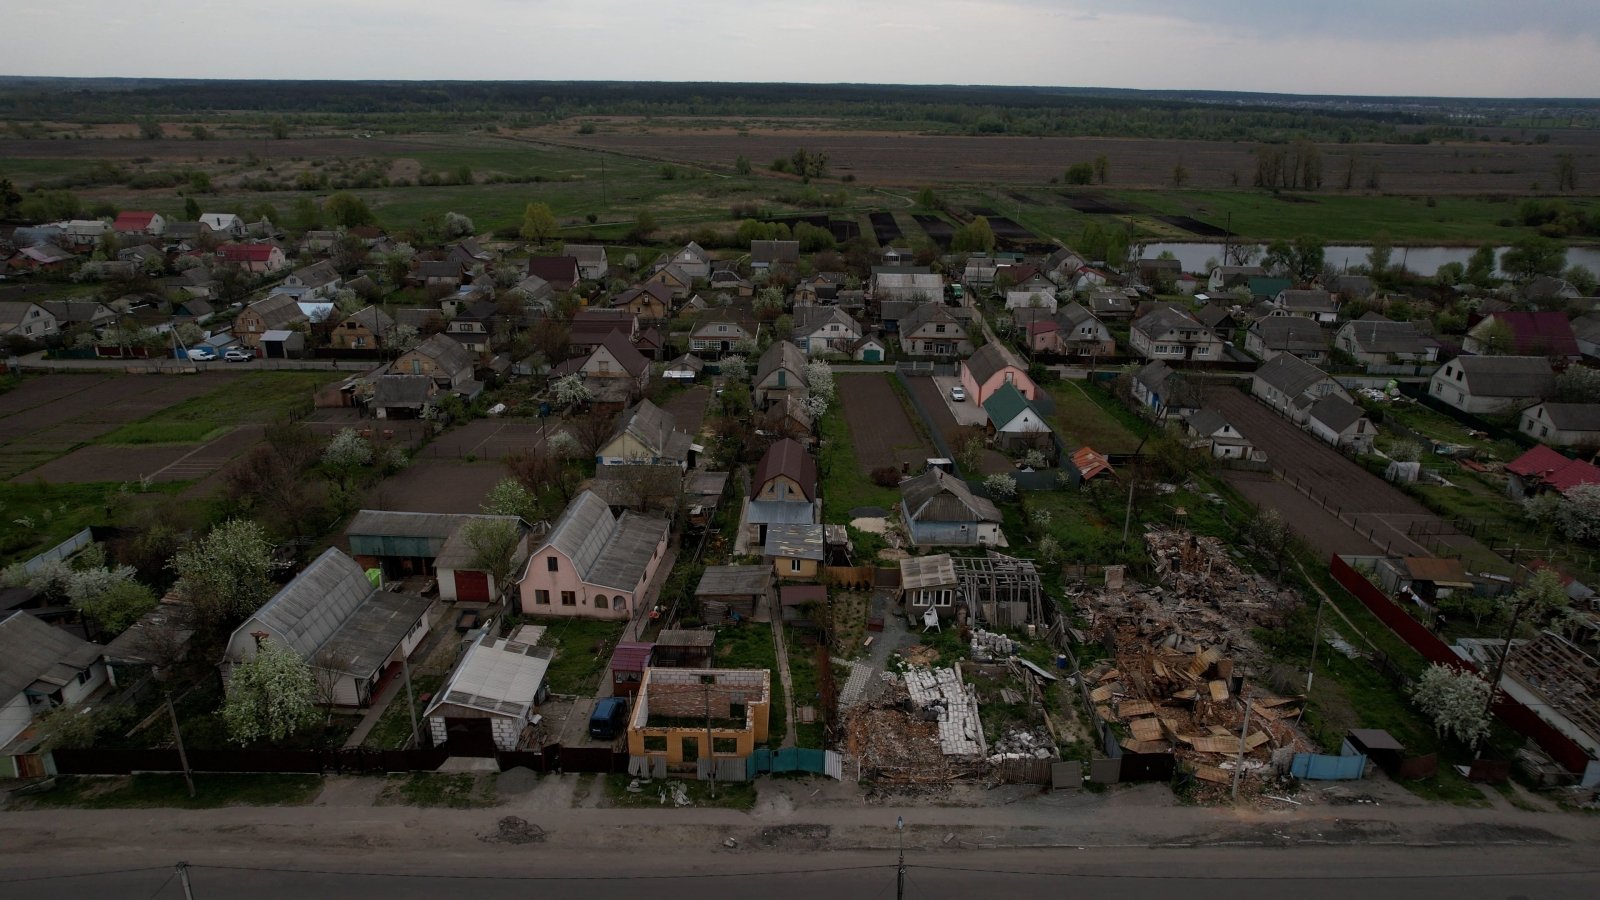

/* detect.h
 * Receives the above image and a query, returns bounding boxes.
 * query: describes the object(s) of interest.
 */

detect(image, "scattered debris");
[905,667,985,757]
[969,627,1019,661]
[480,816,546,844]
[659,781,691,807]
[723,837,739,848]
[988,727,1056,762]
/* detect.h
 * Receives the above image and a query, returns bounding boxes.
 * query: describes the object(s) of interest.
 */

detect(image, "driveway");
[932,374,986,427]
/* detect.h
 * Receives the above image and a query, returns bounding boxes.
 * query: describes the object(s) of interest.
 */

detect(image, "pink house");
[959,342,1036,406]
[517,491,670,621]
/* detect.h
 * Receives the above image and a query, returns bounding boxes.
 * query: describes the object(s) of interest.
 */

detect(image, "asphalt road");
[6,846,1596,899]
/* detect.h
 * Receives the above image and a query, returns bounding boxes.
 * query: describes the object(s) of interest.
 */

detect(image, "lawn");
[19,774,323,809]
[377,772,499,808]
[96,371,344,445]
[818,405,899,524]
[715,622,785,746]
[1046,381,1145,455]
[1367,398,1522,461]
[520,616,629,696]
[0,480,188,565]
[361,671,445,750]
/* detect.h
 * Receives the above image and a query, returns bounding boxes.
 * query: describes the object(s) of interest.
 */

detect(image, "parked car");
[187,347,216,361]
[949,385,966,402]
[224,348,254,362]
[588,696,629,741]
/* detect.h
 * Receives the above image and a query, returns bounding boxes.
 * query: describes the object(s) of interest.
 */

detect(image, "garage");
[453,569,491,603]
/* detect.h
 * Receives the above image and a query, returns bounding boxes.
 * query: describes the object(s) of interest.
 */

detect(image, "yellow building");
[627,668,771,769]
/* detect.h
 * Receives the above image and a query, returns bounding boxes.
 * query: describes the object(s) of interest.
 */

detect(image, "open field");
[363,460,509,514]
[1046,381,1144,454]
[835,372,933,474]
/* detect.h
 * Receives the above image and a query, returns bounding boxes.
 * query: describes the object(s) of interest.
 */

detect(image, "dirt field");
[364,460,510,514]
[660,386,711,441]
[537,125,1600,195]
[0,135,445,161]
[417,419,550,461]
[1203,386,1494,562]
[837,373,933,472]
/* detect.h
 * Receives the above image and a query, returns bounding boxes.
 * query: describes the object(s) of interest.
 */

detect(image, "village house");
[345,510,532,601]
[559,330,651,404]
[570,308,638,353]
[761,396,816,443]
[1073,265,1116,291]
[234,294,307,349]
[612,283,675,319]
[1330,274,1376,302]
[394,333,479,392]
[709,269,754,297]
[1043,247,1086,286]
[0,611,108,766]
[1246,315,1330,365]
[1086,289,1135,320]
[900,554,960,621]
[753,340,809,409]
[792,306,862,356]
[221,549,434,708]
[753,437,817,504]
[1334,315,1439,368]
[960,341,1036,405]
[1272,289,1340,324]
[0,301,59,340]
[644,263,695,300]
[279,260,342,301]
[689,319,753,355]
[1207,265,1267,292]
[1464,311,1581,361]
[1519,402,1600,449]
[763,523,825,580]
[370,375,439,420]
[198,213,245,239]
[1005,290,1057,313]
[694,566,775,623]
[872,271,945,303]
[43,300,118,332]
[112,210,166,236]
[1022,302,1115,359]
[1571,313,1600,361]
[983,382,1053,451]
[1183,409,1256,459]
[963,255,999,290]
[1251,353,1350,423]
[850,333,888,363]
[663,353,705,383]
[215,242,288,273]
[1428,356,1555,416]
[1195,305,1240,333]
[627,668,770,770]
[1505,444,1600,500]
[666,241,712,280]
[1130,306,1224,362]
[517,491,670,621]
[1131,359,1198,420]
[424,630,552,753]
[997,263,1053,295]
[1306,395,1376,453]
[751,239,800,272]
[897,303,973,358]
[545,243,601,283]
[442,298,501,355]
[596,399,693,469]
[900,468,1004,546]
[331,305,395,350]
[526,256,580,291]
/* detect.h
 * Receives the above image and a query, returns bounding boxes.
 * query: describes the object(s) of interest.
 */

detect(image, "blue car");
[588,697,628,740]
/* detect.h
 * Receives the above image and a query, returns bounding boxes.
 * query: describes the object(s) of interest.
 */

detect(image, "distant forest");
[1,79,1596,143]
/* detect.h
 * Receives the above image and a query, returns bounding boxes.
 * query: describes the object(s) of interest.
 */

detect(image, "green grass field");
[96,371,342,445]
[19,774,323,809]
[818,405,900,524]
[523,617,628,696]
[1046,381,1144,454]
[0,480,188,565]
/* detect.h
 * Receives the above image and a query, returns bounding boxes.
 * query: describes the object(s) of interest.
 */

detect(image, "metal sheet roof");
[0,611,102,701]
[899,554,957,590]
[696,565,773,597]
[424,633,553,720]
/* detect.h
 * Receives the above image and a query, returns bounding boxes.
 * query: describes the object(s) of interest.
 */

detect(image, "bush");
[871,466,903,487]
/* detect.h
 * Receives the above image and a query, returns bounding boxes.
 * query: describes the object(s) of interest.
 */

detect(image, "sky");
[7,0,1600,98]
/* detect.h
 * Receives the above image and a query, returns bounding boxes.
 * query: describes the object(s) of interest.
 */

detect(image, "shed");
[780,584,828,629]
[653,629,715,668]
[423,632,553,754]
[611,641,655,698]
[1343,729,1409,777]
[259,328,305,359]
[695,565,774,624]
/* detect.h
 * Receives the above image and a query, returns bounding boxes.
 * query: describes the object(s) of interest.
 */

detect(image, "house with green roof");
[982,382,1053,451]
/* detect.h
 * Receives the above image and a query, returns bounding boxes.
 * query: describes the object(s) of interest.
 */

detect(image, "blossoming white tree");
[223,638,319,745]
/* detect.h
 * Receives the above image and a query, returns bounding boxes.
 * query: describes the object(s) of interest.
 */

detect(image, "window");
[923,342,933,352]
[594,595,609,609]
[1004,371,1014,384]
[1195,346,1209,356]
[937,590,953,608]
[790,558,803,573]
[1542,425,1549,437]
[560,591,576,606]
[547,557,558,572]
[935,324,946,334]
[76,668,92,685]
[713,737,739,754]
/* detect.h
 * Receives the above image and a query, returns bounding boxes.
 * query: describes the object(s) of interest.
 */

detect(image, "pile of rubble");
[969,627,1019,662]
[904,667,986,757]
[988,727,1056,763]
[844,679,987,784]
[1067,528,1316,793]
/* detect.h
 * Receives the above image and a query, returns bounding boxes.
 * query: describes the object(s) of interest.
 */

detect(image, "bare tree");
[569,408,619,460]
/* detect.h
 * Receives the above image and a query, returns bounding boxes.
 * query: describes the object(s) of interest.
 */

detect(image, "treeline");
[0,79,1490,143]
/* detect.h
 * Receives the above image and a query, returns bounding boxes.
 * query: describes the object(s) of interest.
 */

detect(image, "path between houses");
[769,611,798,748]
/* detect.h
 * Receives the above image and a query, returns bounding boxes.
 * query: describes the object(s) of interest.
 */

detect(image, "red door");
[454,570,491,602]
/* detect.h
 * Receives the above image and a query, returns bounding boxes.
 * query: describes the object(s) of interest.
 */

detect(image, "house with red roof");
[112,211,165,236]
[1505,444,1600,500]
[526,256,580,291]
[215,242,288,274]
[1464,312,1580,361]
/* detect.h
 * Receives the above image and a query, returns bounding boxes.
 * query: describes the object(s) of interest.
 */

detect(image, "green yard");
[714,622,786,746]
[18,774,323,809]
[600,774,757,810]
[96,371,343,445]
[519,616,629,696]
[1046,381,1145,455]
[0,480,188,565]
[377,772,499,808]
[818,405,900,524]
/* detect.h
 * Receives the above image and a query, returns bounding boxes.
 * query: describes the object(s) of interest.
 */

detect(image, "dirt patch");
[479,816,547,844]
[366,460,511,514]
[837,373,933,472]
[418,419,549,461]
[1430,822,1565,844]
[388,158,423,182]
[17,444,191,484]
[660,386,711,441]
[753,823,830,850]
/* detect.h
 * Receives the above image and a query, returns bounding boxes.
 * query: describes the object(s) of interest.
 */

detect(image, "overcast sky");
[8,0,1599,98]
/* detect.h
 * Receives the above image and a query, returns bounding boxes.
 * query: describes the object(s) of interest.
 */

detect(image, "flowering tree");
[223,638,318,745]
[546,431,580,458]
[322,428,374,497]
[1410,664,1492,751]
[719,355,749,382]
[552,373,592,409]
[170,519,274,634]
[443,211,475,238]
[984,473,1017,500]
[1524,483,1600,543]
[482,478,542,523]
[805,360,835,402]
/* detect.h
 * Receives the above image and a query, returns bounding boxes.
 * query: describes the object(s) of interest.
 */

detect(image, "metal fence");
[21,527,93,574]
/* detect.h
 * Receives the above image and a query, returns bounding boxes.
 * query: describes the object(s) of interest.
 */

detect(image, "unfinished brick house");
[627,668,771,771]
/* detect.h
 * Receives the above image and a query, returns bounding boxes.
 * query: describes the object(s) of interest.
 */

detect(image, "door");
[454,570,491,602]
[445,717,497,756]
[863,348,881,362]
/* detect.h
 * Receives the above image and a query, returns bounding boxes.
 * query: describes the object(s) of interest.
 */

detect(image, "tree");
[753,287,785,320]
[137,118,163,140]
[270,117,290,140]
[520,202,558,244]
[321,428,374,494]
[482,477,543,522]
[805,360,835,404]
[1170,161,1189,188]
[1465,244,1498,286]
[1474,316,1516,355]
[1555,366,1600,403]
[1556,153,1578,192]
[380,242,416,286]
[1500,236,1566,284]
[324,192,375,229]
[734,155,752,176]
[1263,236,1326,284]
[983,473,1017,500]
[1243,509,1293,574]
[1566,265,1599,297]
[384,322,419,354]
[1525,483,1600,543]
[1410,664,1492,751]
[630,210,657,242]
[916,187,940,209]
[170,519,274,635]
[552,373,592,408]
[1064,162,1094,185]
[1093,153,1109,184]
[0,177,21,219]
[223,638,318,745]
[463,518,523,602]
[1367,231,1393,276]
[570,407,619,460]
[75,578,158,638]
[183,197,201,221]
[951,216,995,254]
[292,196,322,232]
[719,355,749,382]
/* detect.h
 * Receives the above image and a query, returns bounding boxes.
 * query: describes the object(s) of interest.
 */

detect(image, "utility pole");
[1121,475,1137,548]
[401,653,421,749]
[1304,590,1328,695]
[896,815,906,900]
[1231,686,1253,803]
[177,861,195,900]
[166,694,195,799]
[1481,591,1534,726]
[704,682,717,800]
